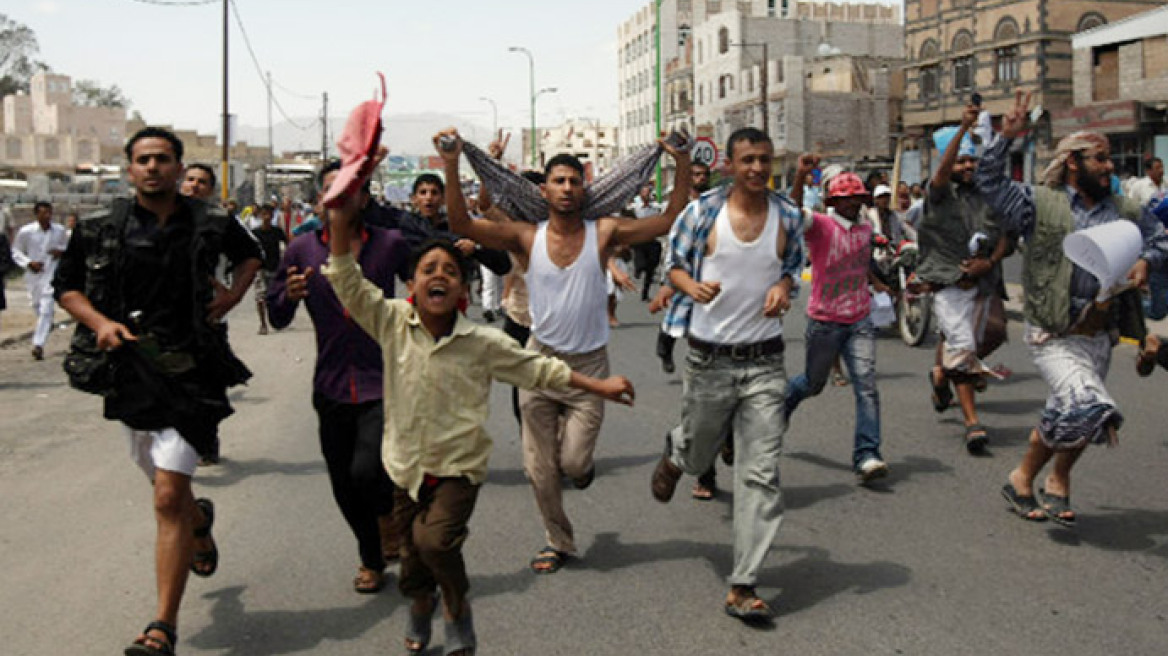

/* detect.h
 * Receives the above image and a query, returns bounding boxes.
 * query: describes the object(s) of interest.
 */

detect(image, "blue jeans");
[785,318,882,470]
[1145,268,1168,320]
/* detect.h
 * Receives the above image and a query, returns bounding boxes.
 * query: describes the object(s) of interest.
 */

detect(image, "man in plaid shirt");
[651,127,803,624]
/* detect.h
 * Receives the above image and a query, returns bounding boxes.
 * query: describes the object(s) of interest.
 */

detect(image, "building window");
[995,46,1019,83]
[995,17,1019,42]
[699,84,704,105]
[920,65,940,99]
[952,30,974,54]
[719,76,727,99]
[919,39,939,62]
[6,138,21,159]
[1078,13,1106,32]
[746,68,754,93]
[718,27,729,54]
[953,56,974,92]
[697,40,703,64]
[44,138,60,160]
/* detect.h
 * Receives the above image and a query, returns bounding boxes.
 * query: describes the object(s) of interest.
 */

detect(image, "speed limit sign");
[691,137,718,168]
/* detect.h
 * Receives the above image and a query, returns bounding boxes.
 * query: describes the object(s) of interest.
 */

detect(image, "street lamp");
[508,46,537,168]
[479,96,498,135]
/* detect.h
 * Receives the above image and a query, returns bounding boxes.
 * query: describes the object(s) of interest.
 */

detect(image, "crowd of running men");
[37,86,1168,655]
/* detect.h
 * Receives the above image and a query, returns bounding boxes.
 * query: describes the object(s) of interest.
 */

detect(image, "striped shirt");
[661,184,804,338]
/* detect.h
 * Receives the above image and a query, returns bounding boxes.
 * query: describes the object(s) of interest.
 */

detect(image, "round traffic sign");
[691,137,718,168]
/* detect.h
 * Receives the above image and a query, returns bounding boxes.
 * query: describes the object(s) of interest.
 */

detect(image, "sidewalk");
[0,276,73,348]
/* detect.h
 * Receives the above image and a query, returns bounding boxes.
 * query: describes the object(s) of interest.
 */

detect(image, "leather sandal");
[125,620,177,656]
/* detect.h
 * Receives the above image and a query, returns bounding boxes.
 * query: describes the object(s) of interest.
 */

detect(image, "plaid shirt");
[662,184,804,338]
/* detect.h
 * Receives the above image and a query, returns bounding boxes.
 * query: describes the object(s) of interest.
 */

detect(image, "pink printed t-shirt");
[804,210,873,324]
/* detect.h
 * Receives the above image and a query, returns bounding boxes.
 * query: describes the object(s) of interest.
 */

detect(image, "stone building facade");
[902,0,1162,180]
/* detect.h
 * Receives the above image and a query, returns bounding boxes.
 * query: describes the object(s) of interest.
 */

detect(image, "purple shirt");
[267,225,410,403]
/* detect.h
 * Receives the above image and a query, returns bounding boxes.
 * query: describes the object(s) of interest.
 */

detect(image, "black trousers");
[313,393,395,570]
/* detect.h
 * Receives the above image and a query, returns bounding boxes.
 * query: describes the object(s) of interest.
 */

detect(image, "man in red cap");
[787,163,892,484]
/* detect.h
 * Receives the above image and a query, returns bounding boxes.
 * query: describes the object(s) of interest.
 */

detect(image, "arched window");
[718,27,730,54]
[995,17,1019,42]
[1078,13,1106,32]
[919,39,939,61]
[952,30,974,53]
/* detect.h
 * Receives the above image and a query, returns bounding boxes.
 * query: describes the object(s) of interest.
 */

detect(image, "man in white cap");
[978,92,1168,526]
[919,105,1013,454]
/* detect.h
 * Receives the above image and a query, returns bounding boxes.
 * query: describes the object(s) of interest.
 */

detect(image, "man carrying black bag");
[53,126,262,656]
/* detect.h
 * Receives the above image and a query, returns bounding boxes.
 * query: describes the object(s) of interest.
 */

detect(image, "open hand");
[597,376,636,406]
[612,268,637,293]
[763,282,791,317]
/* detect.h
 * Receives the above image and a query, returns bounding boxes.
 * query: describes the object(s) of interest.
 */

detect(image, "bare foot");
[1007,468,1033,497]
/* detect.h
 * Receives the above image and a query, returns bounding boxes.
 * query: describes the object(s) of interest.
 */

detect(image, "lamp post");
[533,87,558,168]
[479,96,498,136]
[508,46,537,168]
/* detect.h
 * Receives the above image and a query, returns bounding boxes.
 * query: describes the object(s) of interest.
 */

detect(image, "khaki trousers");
[519,339,609,554]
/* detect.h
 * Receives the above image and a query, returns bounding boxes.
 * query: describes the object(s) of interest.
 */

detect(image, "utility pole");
[320,92,329,163]
[266,71,274,165]
[220,0,229,201]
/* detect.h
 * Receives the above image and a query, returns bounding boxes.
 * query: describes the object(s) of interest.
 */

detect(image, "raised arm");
[932,104,979,190]
[609,141,692,246]
[974,90,1037,237]
[434,128,530,254]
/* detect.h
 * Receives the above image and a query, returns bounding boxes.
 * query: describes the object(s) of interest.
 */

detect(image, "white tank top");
[526,220,609,353]
[689,203,785,344]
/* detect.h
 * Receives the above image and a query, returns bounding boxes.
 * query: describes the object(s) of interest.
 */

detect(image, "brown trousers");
[392,477,480,612]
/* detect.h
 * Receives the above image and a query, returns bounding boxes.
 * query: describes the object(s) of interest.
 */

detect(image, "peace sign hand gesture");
[1001,89,1033,140]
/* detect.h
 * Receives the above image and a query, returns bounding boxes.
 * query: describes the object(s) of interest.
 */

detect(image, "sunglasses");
[1077,150,1111,164]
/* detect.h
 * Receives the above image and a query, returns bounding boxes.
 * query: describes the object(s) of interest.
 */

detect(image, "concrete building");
[523,118,619,181]
[901,0,1161,181]
[2,73,126,174]
[618,1,692,159]
[1055,5,1168,177]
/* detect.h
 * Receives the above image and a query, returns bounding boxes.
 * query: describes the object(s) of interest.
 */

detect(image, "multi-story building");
[527,118,619,180]
[1054,5,1168,177]
[617,0,692,159]
[901,0,1161,181]
[2,73,126,174]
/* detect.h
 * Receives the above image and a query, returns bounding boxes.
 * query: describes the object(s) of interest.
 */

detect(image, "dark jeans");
[313,393,395,570]
[503,316,532,426]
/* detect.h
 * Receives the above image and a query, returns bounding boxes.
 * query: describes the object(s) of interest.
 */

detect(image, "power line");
[228,0,318,131]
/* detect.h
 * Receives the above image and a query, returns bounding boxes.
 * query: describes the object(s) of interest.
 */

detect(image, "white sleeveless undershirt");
[526,220,609,353]
[689,203,785,344]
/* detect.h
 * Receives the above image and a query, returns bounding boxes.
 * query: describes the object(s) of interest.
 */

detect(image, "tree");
[73,79,130,108]
[0,13,50,97]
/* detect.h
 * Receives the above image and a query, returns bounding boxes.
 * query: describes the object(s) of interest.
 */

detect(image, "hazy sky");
[18,0,899,153]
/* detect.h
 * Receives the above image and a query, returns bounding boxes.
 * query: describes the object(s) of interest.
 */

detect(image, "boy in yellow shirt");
[323,193,634,656]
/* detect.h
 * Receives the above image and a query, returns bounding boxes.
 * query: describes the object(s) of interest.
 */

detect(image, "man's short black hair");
[544,153,584,178]
[407,238,473,283]
[318,159,342,187]
[125,126,184,162]
[412,173,445,195]
[187,162,217,187]
[1150,157,1163,168]
[725,127,770,160]
[33,201,52,213]
[521,170,546,185]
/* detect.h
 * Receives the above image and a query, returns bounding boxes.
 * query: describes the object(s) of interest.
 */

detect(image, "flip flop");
[1000,483,1046,522]
[929,370,953,413]
[1037,488,1077,527]
[692,481,715,501]
[353,566,386,594]
[530,546,569,574]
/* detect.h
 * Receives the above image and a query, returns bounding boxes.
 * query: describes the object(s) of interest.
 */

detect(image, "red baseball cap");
[826,172,870,200]
[322,73,386,209]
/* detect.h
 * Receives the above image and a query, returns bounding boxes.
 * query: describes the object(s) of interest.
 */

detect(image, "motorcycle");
[872,235,932,347]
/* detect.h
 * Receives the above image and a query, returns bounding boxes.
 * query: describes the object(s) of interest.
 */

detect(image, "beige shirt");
[323,253,572,499]
[503,254,531,327]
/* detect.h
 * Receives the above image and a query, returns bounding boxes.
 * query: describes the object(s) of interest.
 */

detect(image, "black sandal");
[191,498,218,578]
[929,369,953,413]
[405,594,438,655]
[125,620,177,656]
[964,424,988,454]
[529,546,569,574]
[1001,484,1046,522]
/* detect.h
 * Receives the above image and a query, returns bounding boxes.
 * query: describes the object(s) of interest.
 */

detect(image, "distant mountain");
[233,112,497,159]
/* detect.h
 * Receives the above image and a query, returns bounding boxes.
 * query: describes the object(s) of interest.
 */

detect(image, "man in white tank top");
[433,128,692,574]
[651,127,805,624]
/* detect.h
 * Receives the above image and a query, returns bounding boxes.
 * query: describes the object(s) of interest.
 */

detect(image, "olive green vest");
[1023,186,1142,334]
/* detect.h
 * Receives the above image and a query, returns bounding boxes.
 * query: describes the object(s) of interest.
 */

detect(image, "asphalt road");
[1,287,1166,656]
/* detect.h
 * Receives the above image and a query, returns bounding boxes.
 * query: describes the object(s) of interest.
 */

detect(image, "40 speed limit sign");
[691,137,718,168]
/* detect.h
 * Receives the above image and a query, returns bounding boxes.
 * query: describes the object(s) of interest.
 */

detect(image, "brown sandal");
[354,566,386,594]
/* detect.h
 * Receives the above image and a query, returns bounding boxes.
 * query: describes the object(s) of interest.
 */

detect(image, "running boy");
[322,193,634,656]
